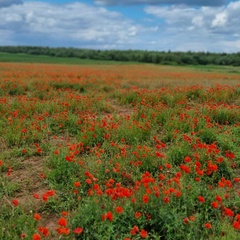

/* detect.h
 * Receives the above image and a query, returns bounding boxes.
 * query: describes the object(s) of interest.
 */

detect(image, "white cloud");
[0,0,239,52]
[95,0,225,7]
[143,1,240,52]
[145,1,240,34]
[211,12,228,28]
[0,2,143,48]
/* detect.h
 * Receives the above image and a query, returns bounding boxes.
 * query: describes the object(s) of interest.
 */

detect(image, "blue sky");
[0,0,240,52]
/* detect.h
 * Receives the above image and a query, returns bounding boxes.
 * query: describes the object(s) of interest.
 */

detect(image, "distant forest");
[0,46,240,66]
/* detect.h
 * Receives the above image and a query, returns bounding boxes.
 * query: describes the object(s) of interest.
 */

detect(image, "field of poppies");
[0,62,240,239]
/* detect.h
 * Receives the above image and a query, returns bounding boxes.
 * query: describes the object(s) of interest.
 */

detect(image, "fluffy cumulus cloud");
[145,1,240,33]
[0,1,142,48]
[95,0,225,6]
[0,0,240,52]
[144,1,240,52]
[0,0,22,8]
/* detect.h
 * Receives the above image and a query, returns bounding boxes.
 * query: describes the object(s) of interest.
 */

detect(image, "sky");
[0,0,240,52]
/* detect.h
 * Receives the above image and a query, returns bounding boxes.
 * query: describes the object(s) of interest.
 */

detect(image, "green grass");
[188,64,240,74]
[0,52,138,65]
[0,60,240,240]
[1,52,240,74]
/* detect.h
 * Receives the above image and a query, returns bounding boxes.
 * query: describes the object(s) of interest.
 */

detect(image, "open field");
[0,52,139,65]
[0,62,240,239]
[1,52,240,74]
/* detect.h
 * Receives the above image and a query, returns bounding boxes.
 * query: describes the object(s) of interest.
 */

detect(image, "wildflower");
[42,228,49,237]
[236,214,240,222]
[215,195,222,202]
[86,178,92,184]
[61,211,69,216]
[175,191,182,198]
[32,233,41,240]
[189,215,196,221]
[46,190,55,196]
[184,156,191,163]
[20,233,26,238]
[106,211,113,221]
[38,226,49,237]
[57,227,70,235]
[42,194,48,202]
[54,150,59,155]
[34,213,41,220]
[12,199,19,206]
[65,156,72,162]
[224,208,234,217]
[135,212,142,218]
[140,229,148,238]
[165,163,171,169]
[73,228,83,234]
[204,223,212,229]
[211,201,218,209]
[74,181,81,187]
[33,193,40,199]
[58,217,67,227]
[143,194,149,204]
[156,152,166,158]
[40,173,46,179]
[37,148,42,154]
[115,206,123,214]
[198,196,205,203]
[7,167,12,176]
[163,196,169,203]
[183,217,189,224]
[130,225,139,235]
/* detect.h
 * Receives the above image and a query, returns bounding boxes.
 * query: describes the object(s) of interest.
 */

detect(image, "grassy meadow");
[0,62,240,239]
[0,52,137,65]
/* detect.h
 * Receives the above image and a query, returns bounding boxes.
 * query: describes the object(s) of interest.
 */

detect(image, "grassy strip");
[0,52,139,65]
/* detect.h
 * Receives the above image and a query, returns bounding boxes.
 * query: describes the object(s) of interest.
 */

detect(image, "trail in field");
[6,156,59,234]
[104,99,134,117]
[0,137,6,152]
[7,156,48,206]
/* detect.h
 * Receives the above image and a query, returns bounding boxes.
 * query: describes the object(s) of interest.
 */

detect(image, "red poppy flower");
[198,196,205,203]
[224,208,234,217]
[115,206,123,214]
[38,227,49,237]
[57,227,70,235]
[143,194,149,204]
[73,228,83,234]
[34,213,41,220]
[74,181,81,187]
[184,156,191,162]
[12,199,19,206]
[130,225,139,235]
[211,201,218,209]
[135,212,142,218]
[140,229,148,238]
[32,233,41,240]
[204,223,212,229]
[233,221,240,230]
[214,195,222,202]
[58,217,67,227]
[183,217,189,224]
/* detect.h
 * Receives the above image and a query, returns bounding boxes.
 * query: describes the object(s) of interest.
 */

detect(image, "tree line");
[0,46,240,66]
